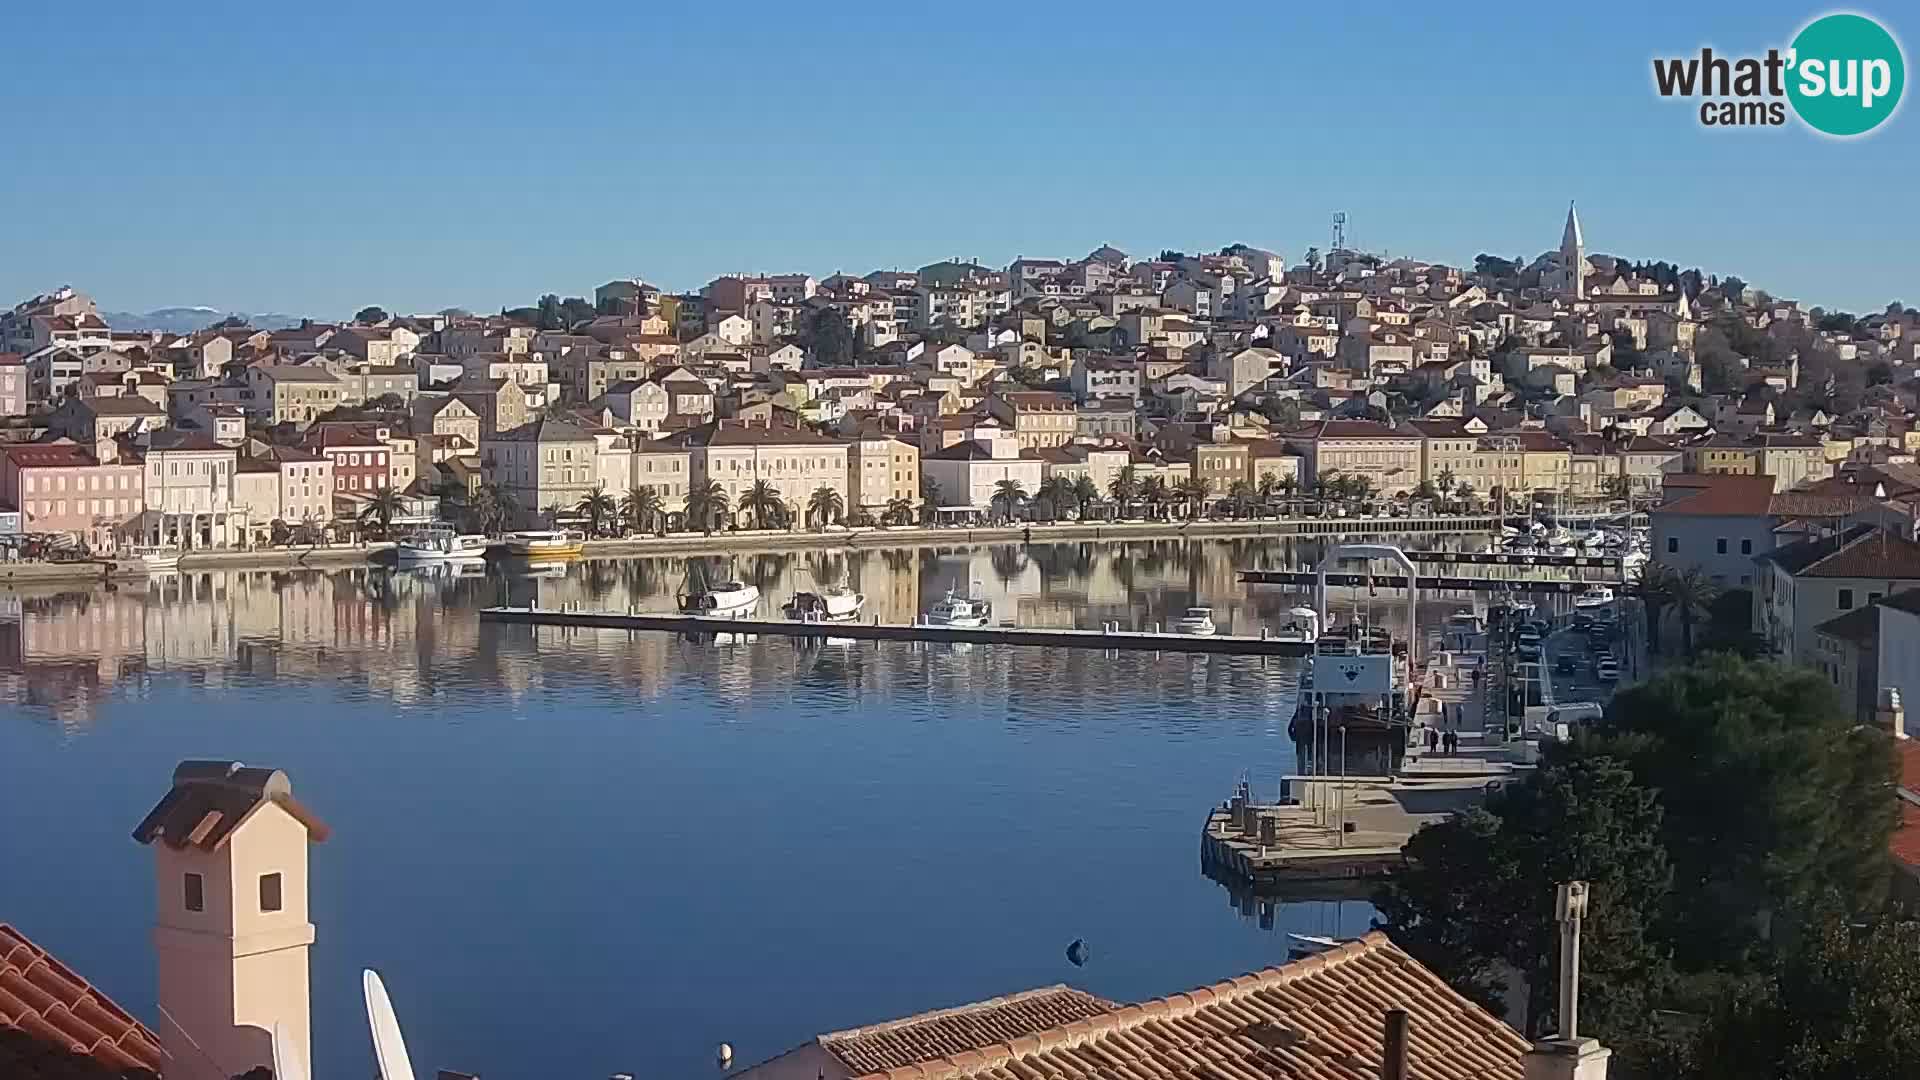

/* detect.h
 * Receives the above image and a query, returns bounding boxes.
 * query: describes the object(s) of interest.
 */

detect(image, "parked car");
[1555,654,1579,675]
[1595,659,1620,682]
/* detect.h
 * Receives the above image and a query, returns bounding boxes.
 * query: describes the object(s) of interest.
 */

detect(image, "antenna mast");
[1331,212,1347,253]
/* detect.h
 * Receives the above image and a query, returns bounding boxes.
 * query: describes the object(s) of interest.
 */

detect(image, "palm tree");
[1071,475,1100,516]
[1412,479,1439,501]
[1255,473,1280,517]
[1227,479,1256,519]
[1108,466,1140,519]
[1036,475,1077,522]
[685,480,729,535]
[742,479,785,530]
[357,487,406,538]
[621,486,665,535]
[919,478,943,525]
[1277,473,1299,515]
[1455,480,1476,508]
[1672,566,1721,654]
[1629,561,1678,654]
[465,481,513,535]
[575,489,618,538]
[1179,476,1213,519]
[883,496,915,526]
[807,485,845,528]
[991,478,1028,522]
[1139,475,1168,520]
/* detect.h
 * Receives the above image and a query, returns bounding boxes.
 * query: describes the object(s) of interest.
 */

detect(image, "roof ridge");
[855,932,1396,1080]
[822,984,1097,1042]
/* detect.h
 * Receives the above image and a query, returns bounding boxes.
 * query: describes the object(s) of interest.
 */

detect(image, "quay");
[1237,569,1614,594]
[478,606,1316,656]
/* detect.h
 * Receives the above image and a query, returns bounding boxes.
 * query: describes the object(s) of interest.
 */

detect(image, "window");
[1839,588,1855,610]
[1666,537,1678,554]
[259,872,283,912]
[184,872,204,912]
[1741,539,1753,555]
[1716,538,1728,554]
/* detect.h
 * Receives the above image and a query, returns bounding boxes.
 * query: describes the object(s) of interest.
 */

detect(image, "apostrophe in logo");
[1651,11,1905,137]
[1788,13,1904,135]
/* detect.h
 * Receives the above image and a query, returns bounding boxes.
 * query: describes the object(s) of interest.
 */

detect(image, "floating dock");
[479,606,1315,656]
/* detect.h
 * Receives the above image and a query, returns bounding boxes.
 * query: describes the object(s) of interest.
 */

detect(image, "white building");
[1758,525,1920,665]
[920,425,1044,512]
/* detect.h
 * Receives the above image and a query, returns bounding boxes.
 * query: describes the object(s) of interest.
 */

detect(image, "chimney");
[1380,1008,1408,1080]
[1880,687,1908,740]
[1524,881,1611,1080]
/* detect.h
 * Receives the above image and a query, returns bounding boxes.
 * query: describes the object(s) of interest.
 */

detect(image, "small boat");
[926,584,992,627]
[396,529,490,564]
[1171,606,1218,636]
[132,546,181,573]
[784,586,865,622]
[1446,610,1485,635]
[679,580,761,616]
[1272,606,1321,643]
[502,530,585,562]
[1286,933,1345,961]
[1573,585,1616,609]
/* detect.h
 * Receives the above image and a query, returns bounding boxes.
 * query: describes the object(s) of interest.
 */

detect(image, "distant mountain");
[102,307,310,334]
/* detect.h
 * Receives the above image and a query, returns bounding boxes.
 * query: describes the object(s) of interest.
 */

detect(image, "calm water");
[0,538,1467,1080]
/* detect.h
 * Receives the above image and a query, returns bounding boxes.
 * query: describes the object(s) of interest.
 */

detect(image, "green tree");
[353,305,388,323]
[1107,466,1140,518]
[1139,475,1169,520]
[1227,479,1256,519]
[685,480,730,534]
[1071,475,1100,516]
[1671,566,1721,654]
[1033,475,1076,522]
[806,307,857,366]
[1590,657,1898,975]
[574,489,618,538]
[1689,915,1920,1080]
[535,293,566,330]
[621,486,664,535]
[882,496,915,526]
[807,485,845,527]
[466,481,515,535]
[742,480,785,530]
[990,478,1028,522]
[1375,751,1673,1044]
[918,477,942,525]
[357,488,406,538]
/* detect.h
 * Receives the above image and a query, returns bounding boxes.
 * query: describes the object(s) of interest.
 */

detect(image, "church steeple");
[1560,201,1586,300]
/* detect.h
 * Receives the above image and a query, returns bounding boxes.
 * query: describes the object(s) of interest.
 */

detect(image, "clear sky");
[3,1,1912,318]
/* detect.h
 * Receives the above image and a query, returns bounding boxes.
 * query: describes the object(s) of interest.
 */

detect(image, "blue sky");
[3,1,1912,318]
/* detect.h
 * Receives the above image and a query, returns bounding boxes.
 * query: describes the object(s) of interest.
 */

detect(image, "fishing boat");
[132,546,182,573]
[925,584,993,627]
[1272,606,1321,644]
[1171,606,1218,636]
[784,585,865,622]
[396,528,490,565]
[501,530,585,562]
[1573,585,1616,609]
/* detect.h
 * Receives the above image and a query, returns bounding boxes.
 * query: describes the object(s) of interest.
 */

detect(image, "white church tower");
[1560,202,1586,300]
[134,761,330,1080]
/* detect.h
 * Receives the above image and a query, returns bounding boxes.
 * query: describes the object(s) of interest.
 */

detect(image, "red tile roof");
[0,924,164,1079]
[1652,474,1777,516]
[1761,526,1920,579]
[845,934,1528,1080]
[817,986,1117,1075]
[1892,742,1920,871]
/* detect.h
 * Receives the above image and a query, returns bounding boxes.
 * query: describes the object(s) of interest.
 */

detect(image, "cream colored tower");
[133,761,330,1080]
[1560,202,1586,300]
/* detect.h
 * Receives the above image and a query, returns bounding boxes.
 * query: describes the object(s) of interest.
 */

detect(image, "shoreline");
[0,516,1503,590]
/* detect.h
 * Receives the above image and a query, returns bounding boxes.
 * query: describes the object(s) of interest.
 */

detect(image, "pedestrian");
[1425,726,1439,753]
[1445,730,1458,754]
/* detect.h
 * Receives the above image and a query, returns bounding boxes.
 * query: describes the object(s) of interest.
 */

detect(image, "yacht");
[1171,607,1218,636]
[925,584,993,627]
[502,530,585,562]
[396,529,490,565]
[132,546,182,573]
[784,586,865,622]
[1272,606,1321,644]
[1573,585,1616,609]
[678,580,761,617]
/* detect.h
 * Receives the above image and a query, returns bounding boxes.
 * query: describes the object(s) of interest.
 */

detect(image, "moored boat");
[925,584,992,627]
[679,580,761,616]
[501,530,585,562]
[1573,585,1615,609]
[397,529,490,564]
[132,546,181,573]
[1171,606,1217,636]
[784,586,865,622]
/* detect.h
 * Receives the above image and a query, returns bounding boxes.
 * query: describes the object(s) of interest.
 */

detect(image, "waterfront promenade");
[0,514,1504,588]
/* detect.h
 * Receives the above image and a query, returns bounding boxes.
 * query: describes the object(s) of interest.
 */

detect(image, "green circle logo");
[1787,13,1905,136]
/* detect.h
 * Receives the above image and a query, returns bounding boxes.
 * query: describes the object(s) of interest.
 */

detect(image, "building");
[1759,525,1920,665]
[1812,603,1882,723]
[1654,473,1902,589]
[731,934,1534,1080]
[133,760,327,1080]
[1287,420,1422,495]
[254,445,335,526]
[482,416,607,526]
[300,426,391,496]
[848,434,919,516]
[1880,593,1920,737]
[662,418,850,522]
[0,442,146,550]
[0,352,24,415]
[1207,347,1283,398]
[987,391,1076,450]
[241,365,344,425]
[1069,354,1140,403]
[921,426,1044,512]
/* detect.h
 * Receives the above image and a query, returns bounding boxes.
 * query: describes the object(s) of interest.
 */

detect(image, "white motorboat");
[1577,531,1606,550]
[396,529,489,564]
[1272,606,1321,643]
[925,584,993,627]
[132,546,182,573]
[1573,585,1616,609]
[679,580,761,616]
[784,586,865,622]
[1171,606,1218,636]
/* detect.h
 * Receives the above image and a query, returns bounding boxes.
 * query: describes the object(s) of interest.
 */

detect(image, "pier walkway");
[479,606,1315,656]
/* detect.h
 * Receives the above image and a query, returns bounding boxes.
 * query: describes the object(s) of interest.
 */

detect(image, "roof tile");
[0,924,164,1079]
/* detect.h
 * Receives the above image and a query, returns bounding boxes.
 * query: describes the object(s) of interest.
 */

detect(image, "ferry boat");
[501,530,585,562]
[1572,585,1616,609]
[679,580,761,617]
[132,546,182,573]
[925,584,992,627]
[396,529,490,565]
[1171,606,1217,636]
[1272,606,1321,644]
[784,586,865,622]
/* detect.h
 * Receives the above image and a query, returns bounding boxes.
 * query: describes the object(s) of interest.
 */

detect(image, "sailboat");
[677,559,760,616]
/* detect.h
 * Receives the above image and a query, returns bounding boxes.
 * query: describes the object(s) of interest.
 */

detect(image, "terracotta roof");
[1652,474,1777,516]
[1892,742,1920,870]
[132,760,329,851]
[1760,525,1920,579]
[843,933,1527,1080]
[2,445,97,470]
[815,986,1117,1075]
[0,924,164,1079]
